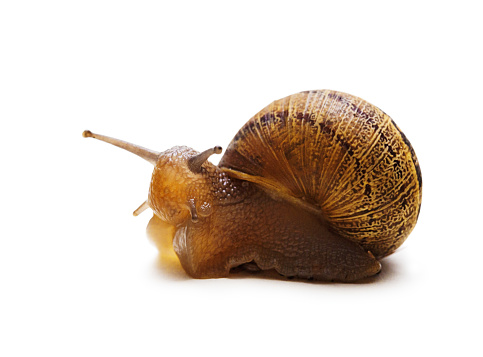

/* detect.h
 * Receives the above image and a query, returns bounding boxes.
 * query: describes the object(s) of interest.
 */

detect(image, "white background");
[1,1,482,356]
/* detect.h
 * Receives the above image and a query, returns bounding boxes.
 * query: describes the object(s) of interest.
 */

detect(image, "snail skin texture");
[83,89,422,282]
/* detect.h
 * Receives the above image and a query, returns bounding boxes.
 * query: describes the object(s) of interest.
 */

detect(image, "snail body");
[84,90,422,282]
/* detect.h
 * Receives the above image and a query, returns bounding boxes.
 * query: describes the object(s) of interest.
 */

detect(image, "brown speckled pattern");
[205,169,247,203]
[220,90,422,258]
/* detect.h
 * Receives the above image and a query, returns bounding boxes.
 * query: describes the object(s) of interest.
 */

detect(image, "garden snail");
[83,89,422,282]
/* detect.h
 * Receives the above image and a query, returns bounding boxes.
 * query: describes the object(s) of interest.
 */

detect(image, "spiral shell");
[220,90,422,258]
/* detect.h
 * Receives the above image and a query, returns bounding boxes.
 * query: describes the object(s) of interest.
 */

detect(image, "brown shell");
[219,90,422,258]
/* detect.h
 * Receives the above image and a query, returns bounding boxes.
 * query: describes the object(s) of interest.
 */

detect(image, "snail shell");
[220,90,422,258]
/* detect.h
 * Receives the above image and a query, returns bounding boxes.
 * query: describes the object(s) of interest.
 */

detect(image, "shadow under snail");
[83,89,422,282]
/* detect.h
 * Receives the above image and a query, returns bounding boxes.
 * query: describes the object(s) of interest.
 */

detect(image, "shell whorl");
[219,90,422,258]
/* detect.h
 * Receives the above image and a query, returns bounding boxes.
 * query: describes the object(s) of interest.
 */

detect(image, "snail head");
[82,130,221,226]
[149,145,222,226]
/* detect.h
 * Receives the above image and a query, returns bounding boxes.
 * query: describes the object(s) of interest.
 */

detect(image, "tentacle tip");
[133,201,149,216]
[82,130,93,138]
[214,146,222,154]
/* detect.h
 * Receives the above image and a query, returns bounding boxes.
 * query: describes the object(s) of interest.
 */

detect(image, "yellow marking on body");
[221,167,321,217]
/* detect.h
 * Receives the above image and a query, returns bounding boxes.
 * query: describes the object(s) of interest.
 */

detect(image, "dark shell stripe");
[220,90,422,257]
[325,118,400,213]
[318,98,367,200]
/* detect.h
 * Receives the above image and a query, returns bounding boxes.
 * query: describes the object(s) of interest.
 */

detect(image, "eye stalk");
[83,130,162,217]
[188,146,222,173]
[82,130,160,165]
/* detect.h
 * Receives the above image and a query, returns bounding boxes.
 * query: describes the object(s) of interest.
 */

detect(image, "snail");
[83,89,422,282]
